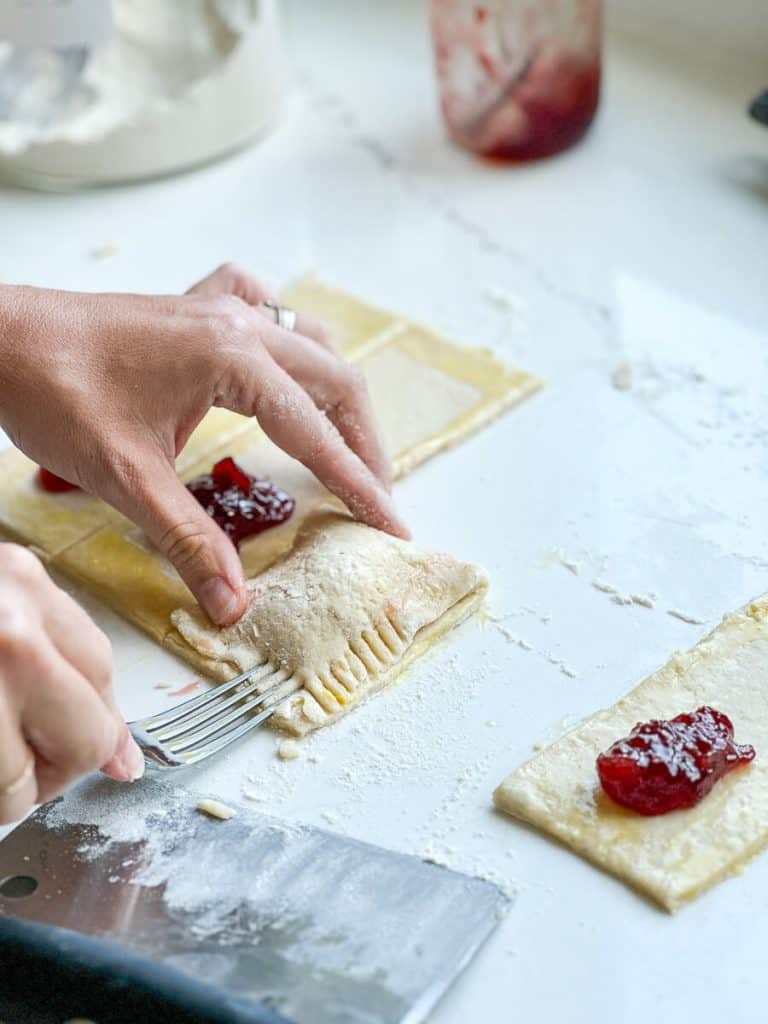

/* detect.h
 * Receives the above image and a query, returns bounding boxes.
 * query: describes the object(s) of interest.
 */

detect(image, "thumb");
[110,454,247,626]
[101,722,146,783]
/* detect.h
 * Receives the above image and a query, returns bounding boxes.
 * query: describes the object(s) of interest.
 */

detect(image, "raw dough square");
[0,446,113,559]
[494,597,768,912]
[281,275,399,357]
[358,322,541,476]
[0,407,252,559]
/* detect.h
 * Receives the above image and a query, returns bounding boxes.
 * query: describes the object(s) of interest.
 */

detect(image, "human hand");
[0,545,143,824]
[0,264,406,626]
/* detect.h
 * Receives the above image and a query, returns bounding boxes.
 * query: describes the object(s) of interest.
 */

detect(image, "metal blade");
[0,777,509,1024]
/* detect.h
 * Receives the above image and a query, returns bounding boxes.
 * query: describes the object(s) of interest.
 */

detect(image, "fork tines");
[130,663,292,769]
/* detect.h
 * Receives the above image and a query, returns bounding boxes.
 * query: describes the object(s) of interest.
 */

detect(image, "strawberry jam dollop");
[186,457,294,549]
[597,706,755,816]
[37,467,79,493]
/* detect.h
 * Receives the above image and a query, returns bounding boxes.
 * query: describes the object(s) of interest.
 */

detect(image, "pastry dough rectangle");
[0,407,252,559]
[358,323,540,476]
[0,446,114,558]
[280,274,400,358]
[494,597,768,912]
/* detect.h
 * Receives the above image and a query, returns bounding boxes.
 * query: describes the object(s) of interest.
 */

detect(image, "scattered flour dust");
[611,362,633,391]
[668,609,706,626]
[230,632,524,899]
[592,579,618,595]
[491,620,577,679]
[482,285,527,323]
[42,778,188,862]
[90,242,119,260]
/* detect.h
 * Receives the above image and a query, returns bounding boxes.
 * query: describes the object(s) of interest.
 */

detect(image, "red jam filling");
[597,706,755,816]
[186,457,294,549]
[478,56,601,162]
[37,467,79,493]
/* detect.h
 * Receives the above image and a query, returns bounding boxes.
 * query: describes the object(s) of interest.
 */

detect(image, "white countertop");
[1,2,767,1021]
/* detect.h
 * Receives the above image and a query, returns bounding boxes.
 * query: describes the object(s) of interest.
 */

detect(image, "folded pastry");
[494,596,768,911]
[168,513,488,736]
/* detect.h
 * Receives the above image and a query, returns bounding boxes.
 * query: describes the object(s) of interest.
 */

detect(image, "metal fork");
[129,663,295,770]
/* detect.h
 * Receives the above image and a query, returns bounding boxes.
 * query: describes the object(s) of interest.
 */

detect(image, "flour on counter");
[592,579,618,594]
[482,285,527,322]
[241,784,265,802]
[90,242,119,260]
[592,577,656,613]
[493,623,533,650]
[492,621,576,678]
[277,739,301,761]
[546,654,578,678]
[611,362,633,391]
[667,609,706,626]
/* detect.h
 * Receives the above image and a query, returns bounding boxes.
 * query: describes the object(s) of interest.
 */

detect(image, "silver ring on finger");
[263,300,297,332]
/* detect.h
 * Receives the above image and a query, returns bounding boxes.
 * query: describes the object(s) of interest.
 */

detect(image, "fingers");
[100,725,146,784]
[43,583,112,690]
[0,698,36,824]
[105,452,248,626]
[188,262,342,354]
[18,637,121,805]
[187,262,274,306]
[258,302,342,356]
[190,284,391,488]
[258,324,393,489]
[0,547,143,822]
[219,347,409,540]
[35,573,144,783]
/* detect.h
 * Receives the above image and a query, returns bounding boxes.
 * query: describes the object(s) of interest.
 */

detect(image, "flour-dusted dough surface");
[494,596,768,912]
[169,513,488,736]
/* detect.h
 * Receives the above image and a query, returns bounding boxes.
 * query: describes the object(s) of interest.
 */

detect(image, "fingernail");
[123,735,146,782]
[102,729,145,783]
[199,576,241,625]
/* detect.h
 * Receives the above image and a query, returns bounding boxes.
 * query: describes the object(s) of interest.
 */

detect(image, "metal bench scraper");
[0,776,508,1024]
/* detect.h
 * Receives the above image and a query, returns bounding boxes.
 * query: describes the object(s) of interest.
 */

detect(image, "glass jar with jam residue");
[430,0,601,161]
